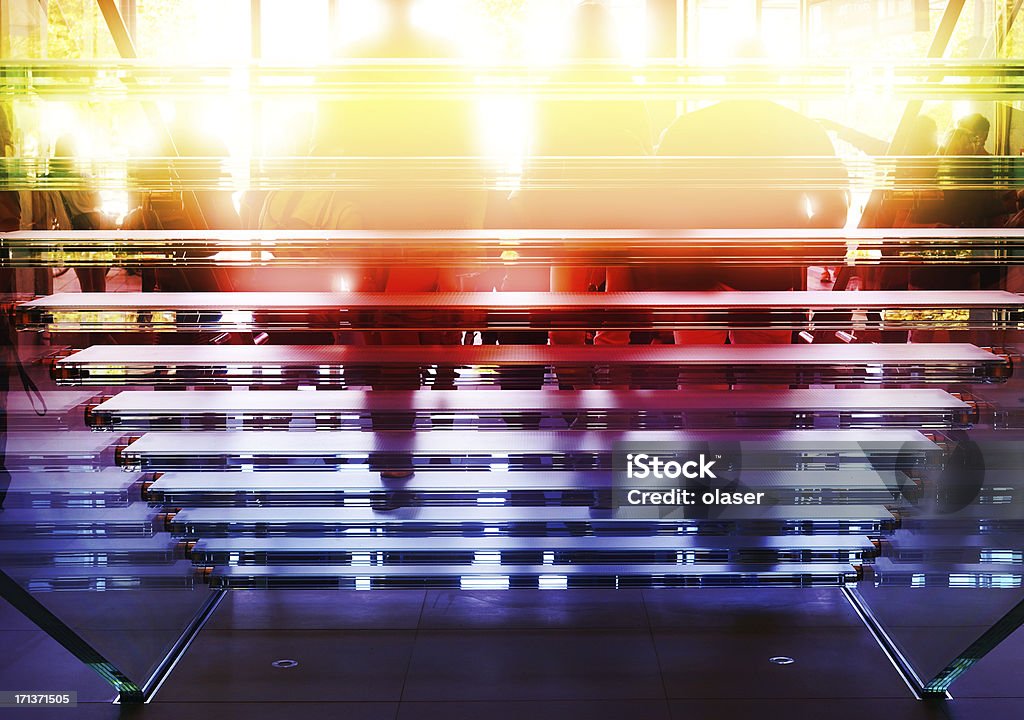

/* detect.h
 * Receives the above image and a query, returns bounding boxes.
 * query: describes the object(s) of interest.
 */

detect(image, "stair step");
[3,470,143,508]
[4,432,118,471]
[55,342,1010,387]
[147,468,909,506]
[19,289,1024,332]
[7,561,198,592]
[208,562,861,589]
[192,534,877,564]
[0,536,179,565]
[119,429,938,472]
[0,505,159,537]
[90,388,971,430]
[171,504,896,536]
[870,558,1024,587]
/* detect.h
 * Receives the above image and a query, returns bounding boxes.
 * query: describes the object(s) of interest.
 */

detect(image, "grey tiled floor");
[1,589,1022,719]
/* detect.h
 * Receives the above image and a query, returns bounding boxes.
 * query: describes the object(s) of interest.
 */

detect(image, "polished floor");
[0,588,1022,719]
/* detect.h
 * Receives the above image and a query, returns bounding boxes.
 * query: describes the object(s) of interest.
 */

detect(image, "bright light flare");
[520,1,648,66]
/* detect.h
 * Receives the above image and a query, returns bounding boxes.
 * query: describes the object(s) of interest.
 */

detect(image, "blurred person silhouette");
[522,0,653,350]
[651,39,848,347]
[624,56,844,355]
[536,36,847,358]
[907,126,1014,304]
[49,135,114,293]
[904,127,986,342]
[321,0,484,308]
[21,138,73,298]
[958,113,991,155]
[252,112,356,345]
[160,103,242,235]
[0,104,45,506]
[125,103,240,294]
[952,114,1011,292]
[911,126,1010,231]
[320,0,487,477]
[0,103,19,250]
[0,103,15,509]
[525,0,655,189]
[514,0,655,398]
[120,104,243,349]
[655,97,847,344]
[820,114,939,334]
[877,115,941,231]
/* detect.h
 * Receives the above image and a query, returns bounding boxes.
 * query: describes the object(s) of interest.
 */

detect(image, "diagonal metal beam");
[0,569,142,702]
[985,0,1023,56]
[251,0,262,58]
[1007,0,1024,46]
[1009,0,1023,35]
[853,0,967,235]
[843,587,931,700]
[885,0,967,156]
[835,0,968,291]
[0,567,226,704]
[923,593,1024,694]
[96,0,133,53]
[135,589,227,703]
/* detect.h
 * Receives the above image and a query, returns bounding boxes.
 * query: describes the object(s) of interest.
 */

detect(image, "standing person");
[49,135,113,293]
[958,113,991,154]
[910,126,1010,232]
[322,0,485,329]
[522,0,653,352]
[0,104,20,267]
[124,103,241,295]
[155,104,241,293]
[321,0,487,476]
[950,113,1013,292]
[514,0,654,396]
[653,75,849,345]
[120,105,243,347]
[907,127,1014,300]
[0,103,17,509]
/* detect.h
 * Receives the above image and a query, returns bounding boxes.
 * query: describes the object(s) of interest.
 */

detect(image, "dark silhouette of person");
[49,135,111,293]
[321,0,487,476]
[650,52,848,345]
[0,103,19,509]
[521,0,653,352]
[0,103,20,258]
[908,126,1013,302]
[319,0,484,314]
[958,113,990,154]
[126,103,241,295]
[912,126,1009,231]
[827,114,941,340]
[502,0,658,397]
[951,114,1012,291]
